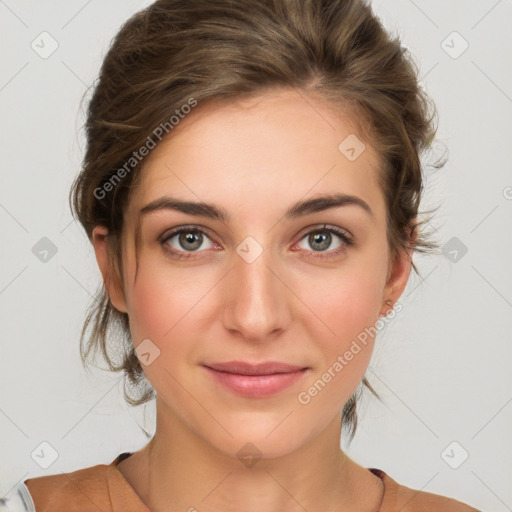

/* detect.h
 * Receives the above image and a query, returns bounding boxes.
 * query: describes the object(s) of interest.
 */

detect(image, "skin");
[92,88,413,512]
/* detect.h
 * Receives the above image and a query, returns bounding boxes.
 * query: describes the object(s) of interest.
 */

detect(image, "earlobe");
[91,226,128,314]
[379,299,394,318]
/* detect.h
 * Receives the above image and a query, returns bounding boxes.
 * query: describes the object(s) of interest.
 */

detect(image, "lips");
[202,361,309,398]
[204,361,307,375]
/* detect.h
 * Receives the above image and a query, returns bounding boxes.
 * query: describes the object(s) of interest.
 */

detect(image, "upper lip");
[203,361,308,375]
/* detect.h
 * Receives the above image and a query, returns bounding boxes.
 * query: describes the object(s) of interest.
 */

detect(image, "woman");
[16,0,480,510]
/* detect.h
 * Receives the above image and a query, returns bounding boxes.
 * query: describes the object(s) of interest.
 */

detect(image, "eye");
[160,226,216,259]
[295,225,354,258]
[159,224,354,261]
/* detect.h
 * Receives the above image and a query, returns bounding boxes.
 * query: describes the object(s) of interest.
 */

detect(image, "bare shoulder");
[371,469,482,512]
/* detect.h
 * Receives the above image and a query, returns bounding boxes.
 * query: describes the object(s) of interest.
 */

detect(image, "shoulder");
[370,468,482,512]
[23,462,112,512]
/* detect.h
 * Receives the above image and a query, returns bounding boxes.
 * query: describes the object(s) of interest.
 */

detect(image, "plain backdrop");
[1,1,511,510]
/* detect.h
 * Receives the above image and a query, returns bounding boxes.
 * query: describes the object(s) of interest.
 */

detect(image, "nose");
[221,245,292,343]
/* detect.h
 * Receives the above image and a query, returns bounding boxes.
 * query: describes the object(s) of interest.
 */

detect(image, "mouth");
[202,361,310,398]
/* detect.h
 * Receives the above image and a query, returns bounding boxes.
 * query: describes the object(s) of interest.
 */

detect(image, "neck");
[125,398,383,512]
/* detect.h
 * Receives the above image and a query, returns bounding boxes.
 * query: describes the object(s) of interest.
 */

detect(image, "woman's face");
[94,88,411,459]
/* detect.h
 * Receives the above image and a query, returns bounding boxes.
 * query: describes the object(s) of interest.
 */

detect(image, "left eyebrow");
[138,192,374,221]
[284,193,374,219]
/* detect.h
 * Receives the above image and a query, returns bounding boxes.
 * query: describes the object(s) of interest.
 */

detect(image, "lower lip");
[203,366,308,398]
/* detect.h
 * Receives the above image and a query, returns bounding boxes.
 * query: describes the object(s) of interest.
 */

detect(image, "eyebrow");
[138,193,374,221]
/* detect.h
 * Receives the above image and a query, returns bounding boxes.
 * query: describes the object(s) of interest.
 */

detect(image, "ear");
[91,225,128,314]
[379,226,416,316]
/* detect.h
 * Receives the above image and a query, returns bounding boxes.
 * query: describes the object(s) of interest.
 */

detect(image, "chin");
[200,415,318,464]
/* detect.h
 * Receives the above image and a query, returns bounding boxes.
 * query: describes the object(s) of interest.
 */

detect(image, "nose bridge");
[221,240,290,341]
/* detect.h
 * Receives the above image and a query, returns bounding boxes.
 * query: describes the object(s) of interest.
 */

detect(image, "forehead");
[126,88,385,223]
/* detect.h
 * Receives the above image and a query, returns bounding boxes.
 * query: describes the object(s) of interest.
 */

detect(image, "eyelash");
[159,224,355,261]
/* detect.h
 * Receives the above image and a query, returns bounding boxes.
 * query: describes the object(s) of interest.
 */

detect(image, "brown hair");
[70,0,444,442]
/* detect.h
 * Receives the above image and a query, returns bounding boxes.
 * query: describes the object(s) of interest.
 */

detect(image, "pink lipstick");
[202,361,309,398]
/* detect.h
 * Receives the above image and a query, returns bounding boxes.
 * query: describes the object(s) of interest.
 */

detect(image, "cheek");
[295,260,387,410]
[300,229,389,346]
[127,260,214,344]
[125,262,215,406]
[307,263,386,350]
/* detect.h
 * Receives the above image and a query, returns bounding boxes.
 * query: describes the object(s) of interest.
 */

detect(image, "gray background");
[1,1,511,510]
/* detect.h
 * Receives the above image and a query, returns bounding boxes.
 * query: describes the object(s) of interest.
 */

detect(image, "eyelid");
[159,224,353,245]
[159,223,354,260]
[158,224,218,244]
[295,223,354,243]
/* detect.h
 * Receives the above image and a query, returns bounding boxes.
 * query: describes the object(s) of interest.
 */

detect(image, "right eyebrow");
[139,196,228,222]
